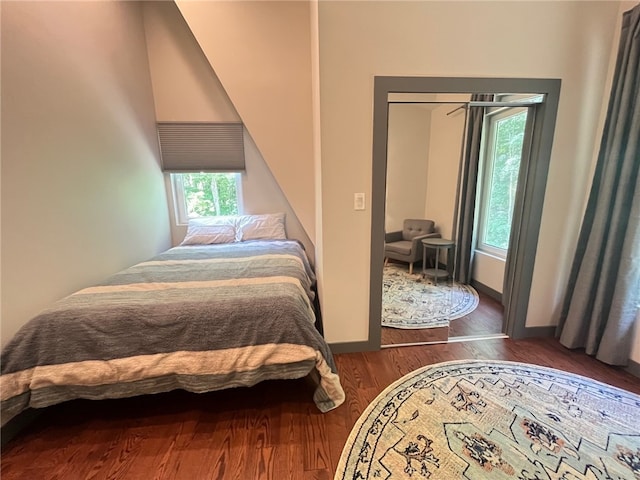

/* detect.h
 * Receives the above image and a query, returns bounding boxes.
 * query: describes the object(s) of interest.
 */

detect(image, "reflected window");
[477,108,528,257]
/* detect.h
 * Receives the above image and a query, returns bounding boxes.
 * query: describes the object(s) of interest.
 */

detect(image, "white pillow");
[236,213,286,241]
[181,216,237,245]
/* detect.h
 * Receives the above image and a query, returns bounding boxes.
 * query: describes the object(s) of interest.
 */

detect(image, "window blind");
[157,122,245,172]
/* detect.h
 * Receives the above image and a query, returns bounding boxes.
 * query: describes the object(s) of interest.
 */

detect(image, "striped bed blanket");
[1,240,345,426]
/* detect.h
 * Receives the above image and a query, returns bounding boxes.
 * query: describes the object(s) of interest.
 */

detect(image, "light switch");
[354,193,366,210]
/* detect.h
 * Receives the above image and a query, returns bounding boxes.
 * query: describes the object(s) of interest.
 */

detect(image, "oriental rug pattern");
[335,360,640,480]
[382,264,479,329]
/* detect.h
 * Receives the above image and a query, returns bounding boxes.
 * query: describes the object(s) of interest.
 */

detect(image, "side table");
[422,238,455,285]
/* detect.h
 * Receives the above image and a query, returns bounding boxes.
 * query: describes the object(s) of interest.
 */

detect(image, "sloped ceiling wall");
[141,2,313,257]
[174,0,316,242]
[143,2,240,123]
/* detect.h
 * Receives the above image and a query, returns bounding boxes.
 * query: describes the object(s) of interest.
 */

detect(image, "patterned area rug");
[382,264,479,329]
[335,360,640,480]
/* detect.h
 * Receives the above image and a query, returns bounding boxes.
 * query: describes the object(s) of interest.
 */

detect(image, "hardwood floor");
[448,290,504,337]
[2,337,639,480]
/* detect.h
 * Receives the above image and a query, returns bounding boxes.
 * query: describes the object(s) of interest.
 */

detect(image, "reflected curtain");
[454,94,493,284]
[558,4,640,366]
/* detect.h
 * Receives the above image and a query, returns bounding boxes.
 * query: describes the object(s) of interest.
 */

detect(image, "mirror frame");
[369,77,561,349]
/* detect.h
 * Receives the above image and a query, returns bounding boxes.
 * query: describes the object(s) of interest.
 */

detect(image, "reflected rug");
[382,264,479,329]
[335,360,640,480]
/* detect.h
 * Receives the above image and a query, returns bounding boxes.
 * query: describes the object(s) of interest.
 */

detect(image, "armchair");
[384,219,441,274]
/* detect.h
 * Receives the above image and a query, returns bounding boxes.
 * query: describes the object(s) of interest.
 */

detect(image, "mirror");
[381,93,543,347]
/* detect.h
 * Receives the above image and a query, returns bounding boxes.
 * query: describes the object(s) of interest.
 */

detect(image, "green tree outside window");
[483,111,527,250]
[182,173,239,217]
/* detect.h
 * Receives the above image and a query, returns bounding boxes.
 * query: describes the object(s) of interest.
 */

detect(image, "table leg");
[422,244,427,278]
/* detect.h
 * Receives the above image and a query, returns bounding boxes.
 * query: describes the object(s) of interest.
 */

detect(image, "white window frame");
[476,106,529,259]
[171,172,243,226]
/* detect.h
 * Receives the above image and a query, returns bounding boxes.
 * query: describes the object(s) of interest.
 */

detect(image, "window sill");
[474,249,507,262]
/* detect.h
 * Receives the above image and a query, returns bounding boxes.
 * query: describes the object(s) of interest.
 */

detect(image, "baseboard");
[625,359,640,378]
[330,341,378,354]
[520,326,556,338]
[1,408,42,447]
[470,280,502,303]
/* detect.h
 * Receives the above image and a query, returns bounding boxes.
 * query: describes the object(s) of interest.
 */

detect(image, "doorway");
[369,77,561,349]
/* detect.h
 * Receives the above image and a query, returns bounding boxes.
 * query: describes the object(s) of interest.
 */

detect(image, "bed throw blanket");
[1,240,345,426]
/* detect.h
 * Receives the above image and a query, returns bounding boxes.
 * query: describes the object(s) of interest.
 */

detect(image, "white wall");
[142,2,313,257]
[311,0,325,307]
[425,104,465,242]
[385,105,431,233]
[142,2,240,124]
[2,1,630,353]
[241,132,314,261]
[472,251,505,294]
[174,1,317,243]
[1,1,171,346]
[318,1,621,343]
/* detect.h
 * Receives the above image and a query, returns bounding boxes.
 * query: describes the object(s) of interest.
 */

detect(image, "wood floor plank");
[250,446,275,480]
[324,404,351,474]
[332,354,373,427]
[271,444,304,480]
[301,407,330,472]
[2,337,639,479]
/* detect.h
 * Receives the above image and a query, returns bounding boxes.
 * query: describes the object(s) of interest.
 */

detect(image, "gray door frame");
[369,76,561,350]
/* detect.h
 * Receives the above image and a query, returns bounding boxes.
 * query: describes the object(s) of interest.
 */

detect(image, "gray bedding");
[1,240,344,426]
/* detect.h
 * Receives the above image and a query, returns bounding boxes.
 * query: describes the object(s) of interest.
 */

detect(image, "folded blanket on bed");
[1,240,345,426]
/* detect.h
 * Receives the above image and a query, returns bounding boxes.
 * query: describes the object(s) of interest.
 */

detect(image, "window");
[171,172,242,225]
[476,107,529,258]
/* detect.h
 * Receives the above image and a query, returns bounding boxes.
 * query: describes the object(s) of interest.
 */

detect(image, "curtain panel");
[453,94,493,284]
[558,4,640,365]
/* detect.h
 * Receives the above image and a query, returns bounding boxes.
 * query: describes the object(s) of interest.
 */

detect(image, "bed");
[1,218,345,427]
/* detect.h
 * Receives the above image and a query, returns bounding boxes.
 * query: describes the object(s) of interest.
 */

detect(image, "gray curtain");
[558,4,640,366]
[453,94,493,284]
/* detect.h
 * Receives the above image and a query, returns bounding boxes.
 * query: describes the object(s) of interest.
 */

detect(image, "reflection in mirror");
[381,93,535,347]
[382,99,467,346]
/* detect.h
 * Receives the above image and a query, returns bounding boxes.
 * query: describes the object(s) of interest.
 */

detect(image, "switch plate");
[354,193,365,210]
